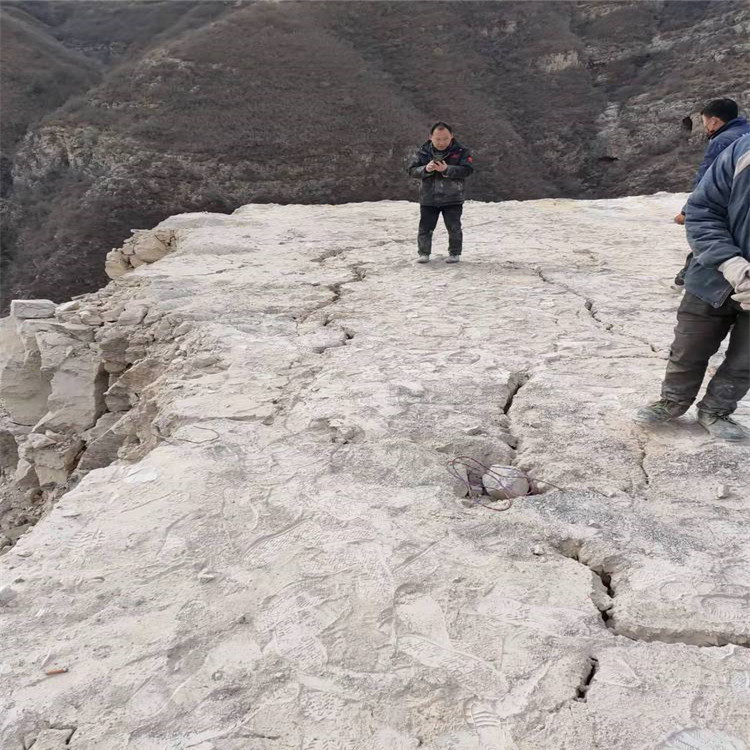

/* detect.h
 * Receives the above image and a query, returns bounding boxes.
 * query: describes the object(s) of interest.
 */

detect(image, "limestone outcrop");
[0,197,748,749]
[104,228,177,279]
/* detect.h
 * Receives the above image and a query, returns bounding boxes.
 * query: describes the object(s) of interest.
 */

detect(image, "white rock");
[133,232,169,263]
[1,196,749,749]
[0,317,51,426]
[24,433,56,450]
[35,330,77,373]
[22,323,106,435]
[79,309,104,326]
[482,465,530,499]
[77,413,126,472]
[56,300,81,314]
[118,304,149,326]
[10,299,56,319]
[12,457,39,489]
[105,249,131,279]
[30,438,84,486]
[101,305,124,322]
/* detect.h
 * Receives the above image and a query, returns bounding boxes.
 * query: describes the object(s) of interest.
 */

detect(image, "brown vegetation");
[1,0,749,309]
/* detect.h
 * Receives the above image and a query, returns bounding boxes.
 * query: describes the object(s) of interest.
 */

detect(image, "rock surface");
[0,195,749,749]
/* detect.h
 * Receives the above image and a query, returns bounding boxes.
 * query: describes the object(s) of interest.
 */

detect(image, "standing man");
[407,122,474,264]
[636,134,750,441]
[672,99,749,289]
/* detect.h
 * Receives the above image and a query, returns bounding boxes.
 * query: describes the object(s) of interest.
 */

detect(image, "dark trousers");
[418,204,463,256]
[662,292,750,414]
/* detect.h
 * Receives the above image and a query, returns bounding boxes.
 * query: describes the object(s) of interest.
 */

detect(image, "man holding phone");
[407,122,474,264]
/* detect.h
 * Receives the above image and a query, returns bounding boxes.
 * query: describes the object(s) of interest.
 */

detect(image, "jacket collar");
[709,117,747,139]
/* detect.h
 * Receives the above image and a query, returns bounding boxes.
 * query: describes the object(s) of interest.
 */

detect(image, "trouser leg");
[418,205,440,256]
[442,204,464,256]
[661,292,734,406]
[698,302,750,414]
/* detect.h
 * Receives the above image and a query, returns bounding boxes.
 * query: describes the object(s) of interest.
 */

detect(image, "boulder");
[104,358,162,412]
[132,231,169,263]
[105,249,131,279]
[10,299,56,319]
[20,433,84,486]
[77,413,127,472]
[34,334,106,433]
[482,465,530,499]
[0,319,51,426]
[118,304,149,326]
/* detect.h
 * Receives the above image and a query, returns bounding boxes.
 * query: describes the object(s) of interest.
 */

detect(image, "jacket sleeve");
[685,141,742,269]
[693,141,723,190]
[407,151,431,179]
[692,136,734,188]
[443,150,474,179]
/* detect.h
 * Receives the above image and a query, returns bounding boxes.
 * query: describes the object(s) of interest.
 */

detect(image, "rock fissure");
[584,298,614,332]
[574,656,599,702]
[534,266,660,355]
[502,371,530,416]
[296,264,367,327]
[559,542,750,650]
[558,542,616,629]
[635,435,651,491]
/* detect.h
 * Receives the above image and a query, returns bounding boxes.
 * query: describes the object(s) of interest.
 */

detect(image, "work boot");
[417,254,430,264]
[634,398,689,424]
[697,410,748,442]
[445,255,460,264]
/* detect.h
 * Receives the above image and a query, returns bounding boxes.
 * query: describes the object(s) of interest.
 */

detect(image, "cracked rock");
[1,196,750,748]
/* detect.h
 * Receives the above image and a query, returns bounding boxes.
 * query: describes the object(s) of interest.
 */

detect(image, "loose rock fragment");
[10,300,56,319]
[482,465,530,499]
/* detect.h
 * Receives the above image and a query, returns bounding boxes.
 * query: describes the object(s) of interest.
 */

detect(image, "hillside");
[1,0,749,310]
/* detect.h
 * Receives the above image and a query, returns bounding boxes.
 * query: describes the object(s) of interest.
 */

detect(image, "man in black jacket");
[407,122,474,264]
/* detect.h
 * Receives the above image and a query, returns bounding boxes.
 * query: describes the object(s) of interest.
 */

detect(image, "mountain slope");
[1,0,749,310]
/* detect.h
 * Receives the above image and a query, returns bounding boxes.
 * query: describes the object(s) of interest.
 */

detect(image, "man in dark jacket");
[407,122,473,264]
[672,99,750,288]
[637,134,750,441]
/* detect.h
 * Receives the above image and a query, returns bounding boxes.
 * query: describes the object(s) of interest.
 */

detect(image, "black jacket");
[407,139,474,206]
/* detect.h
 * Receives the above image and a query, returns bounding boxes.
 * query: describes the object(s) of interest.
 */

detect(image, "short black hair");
[430,121,453,134]
[701,98,739,123]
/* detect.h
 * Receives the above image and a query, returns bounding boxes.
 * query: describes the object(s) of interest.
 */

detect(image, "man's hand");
[719,256,750,290]
[673,213,685,225]
[434,160,448,173]
[731,289,750,310]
